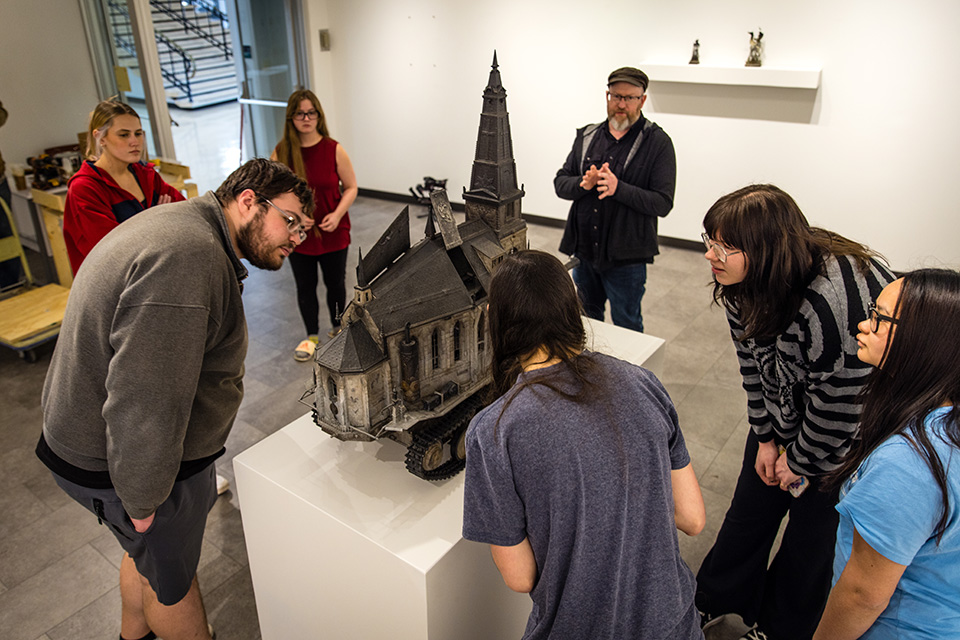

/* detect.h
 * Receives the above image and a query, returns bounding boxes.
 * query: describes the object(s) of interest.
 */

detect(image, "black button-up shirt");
[575,115,645,264]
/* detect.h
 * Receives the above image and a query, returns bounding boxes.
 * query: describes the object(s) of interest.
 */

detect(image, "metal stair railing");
[108,1,196,103]
[151,0,232,60]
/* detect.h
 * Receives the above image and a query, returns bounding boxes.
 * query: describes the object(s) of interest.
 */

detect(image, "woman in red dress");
[273,90,358,361]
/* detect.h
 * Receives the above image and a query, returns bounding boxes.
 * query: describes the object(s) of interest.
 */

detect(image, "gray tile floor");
[1,93,754,640]
[0,197,756,639]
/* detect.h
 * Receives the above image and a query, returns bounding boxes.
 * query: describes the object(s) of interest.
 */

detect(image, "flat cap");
[607,67,649,91]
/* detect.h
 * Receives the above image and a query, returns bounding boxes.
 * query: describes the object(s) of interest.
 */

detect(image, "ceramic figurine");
[746,29,763,67]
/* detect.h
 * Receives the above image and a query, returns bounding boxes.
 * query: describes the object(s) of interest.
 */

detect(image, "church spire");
[486,50,502,92]
[463,51,525,237]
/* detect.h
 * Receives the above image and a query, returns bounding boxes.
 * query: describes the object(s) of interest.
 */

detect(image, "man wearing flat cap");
[555,66,676,333]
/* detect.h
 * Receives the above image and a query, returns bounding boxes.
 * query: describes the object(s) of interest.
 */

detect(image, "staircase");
[108,0,239,110]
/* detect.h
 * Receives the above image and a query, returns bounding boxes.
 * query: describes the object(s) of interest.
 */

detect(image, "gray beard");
[609,113,638,132]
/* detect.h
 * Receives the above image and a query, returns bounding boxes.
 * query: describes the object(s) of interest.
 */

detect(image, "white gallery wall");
[301,0,959,271]
[0,1,100,172]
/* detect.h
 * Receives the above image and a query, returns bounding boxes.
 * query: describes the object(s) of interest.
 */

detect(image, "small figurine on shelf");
[746,29,764,67]
[689,39,700,64]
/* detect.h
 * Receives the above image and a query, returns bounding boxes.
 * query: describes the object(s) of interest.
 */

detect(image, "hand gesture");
[597,162,619,200]
[580,164,601,190]
[775,451,802,491]
[157,194,173,206]
[755,439,780,486]
[318,212,342,233]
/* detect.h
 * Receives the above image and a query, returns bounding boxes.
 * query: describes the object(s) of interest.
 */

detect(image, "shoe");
[700,611,724,631]
[294,336,319,362]
[327,326,341,339]
[740,627,770,640]
[216,474,230,496]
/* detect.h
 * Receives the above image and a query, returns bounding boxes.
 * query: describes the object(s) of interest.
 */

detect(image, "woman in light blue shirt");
[814,268,960,639]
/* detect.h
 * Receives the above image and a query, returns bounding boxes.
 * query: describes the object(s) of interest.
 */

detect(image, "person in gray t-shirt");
[462,250,706,640]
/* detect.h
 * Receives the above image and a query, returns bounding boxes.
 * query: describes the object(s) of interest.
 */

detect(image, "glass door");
[228,0,308,159]
[81,0,167,159]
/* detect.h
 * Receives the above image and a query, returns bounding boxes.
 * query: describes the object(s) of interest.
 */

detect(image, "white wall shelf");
[643,63,821,89]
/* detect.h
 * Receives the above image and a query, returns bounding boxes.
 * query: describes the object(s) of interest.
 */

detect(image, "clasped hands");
[579,162,619,199]
[755,439,803,491]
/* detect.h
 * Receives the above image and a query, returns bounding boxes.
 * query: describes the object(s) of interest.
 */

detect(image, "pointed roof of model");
[316,320,386,373]
[463,51,524,205]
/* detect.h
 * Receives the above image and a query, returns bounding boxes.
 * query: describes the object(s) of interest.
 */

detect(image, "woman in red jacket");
[64,100,185,274]
[272,89,358,361]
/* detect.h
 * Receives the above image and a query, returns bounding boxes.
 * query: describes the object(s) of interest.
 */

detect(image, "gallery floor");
[0,203,758,639]
[0,104,757,639]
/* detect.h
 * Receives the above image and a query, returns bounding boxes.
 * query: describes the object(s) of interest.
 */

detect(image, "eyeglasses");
[867,302,898,333]
[292,110,319,121]
[258,194,306,241]
[701,233,743,263]
[606,91,644,105]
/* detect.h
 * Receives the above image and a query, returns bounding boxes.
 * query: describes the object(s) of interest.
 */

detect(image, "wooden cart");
[0,197,69,362]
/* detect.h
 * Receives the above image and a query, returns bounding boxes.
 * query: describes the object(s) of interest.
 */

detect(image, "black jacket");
[555,119,676,268]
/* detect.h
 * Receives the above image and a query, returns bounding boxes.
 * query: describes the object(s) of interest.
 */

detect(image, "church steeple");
[463,51,525,238]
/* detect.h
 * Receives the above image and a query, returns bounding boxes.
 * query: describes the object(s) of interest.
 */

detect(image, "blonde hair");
[85,99,140,160]
[274,89,329,179]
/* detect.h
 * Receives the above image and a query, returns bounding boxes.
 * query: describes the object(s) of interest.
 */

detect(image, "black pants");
[695,431,839,640]
[288,248,348,335]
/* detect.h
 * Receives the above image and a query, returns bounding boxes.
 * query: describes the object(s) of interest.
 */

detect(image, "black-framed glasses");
[257,194,306,241]
[701,233,743,263]
[867,303,898,333]
[606,91,644,105]
[292,110,319,121]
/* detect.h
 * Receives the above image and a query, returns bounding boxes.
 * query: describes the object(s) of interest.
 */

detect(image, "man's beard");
[609,110,640,132]
[237,210,290,271]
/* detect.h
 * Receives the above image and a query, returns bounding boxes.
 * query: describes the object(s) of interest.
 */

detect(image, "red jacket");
[63,160,185,274]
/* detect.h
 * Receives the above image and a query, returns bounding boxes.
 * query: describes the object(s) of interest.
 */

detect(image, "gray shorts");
[52,463,217,605]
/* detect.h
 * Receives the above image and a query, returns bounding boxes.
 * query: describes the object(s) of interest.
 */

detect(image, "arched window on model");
[477,311,486,353]
[431,329,440,370]
[328,376,337,400]
[453,322,462,361]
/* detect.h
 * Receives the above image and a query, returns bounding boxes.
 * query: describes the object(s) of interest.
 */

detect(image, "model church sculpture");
[301,53,526,480]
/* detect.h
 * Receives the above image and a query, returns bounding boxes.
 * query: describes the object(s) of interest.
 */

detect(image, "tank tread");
[404,391,486,481]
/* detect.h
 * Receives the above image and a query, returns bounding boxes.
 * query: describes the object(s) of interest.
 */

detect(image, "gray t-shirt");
[463,351,701,639]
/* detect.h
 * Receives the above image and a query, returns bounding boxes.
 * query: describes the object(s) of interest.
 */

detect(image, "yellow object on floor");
[0,285,70,349]
[294,337,318,362]
[0,196,70,361]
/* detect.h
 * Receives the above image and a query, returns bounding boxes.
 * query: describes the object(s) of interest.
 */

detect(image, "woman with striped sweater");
[694,184,895,640]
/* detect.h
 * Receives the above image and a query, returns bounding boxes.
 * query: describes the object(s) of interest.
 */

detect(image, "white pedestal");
[234,319,665,640]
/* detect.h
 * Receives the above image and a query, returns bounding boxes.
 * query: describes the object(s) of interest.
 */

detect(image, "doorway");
[81,0,308,189]
[230,0,309,159]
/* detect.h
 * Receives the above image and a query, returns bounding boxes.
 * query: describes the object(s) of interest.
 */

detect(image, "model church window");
[328,376,337,400]
[453,322,462,361]
[431,329,440,370]
[477,312,486,353]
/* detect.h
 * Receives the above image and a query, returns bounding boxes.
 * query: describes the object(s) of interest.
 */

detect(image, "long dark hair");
[274,89,330,180]
[488,250,595,403]
[704,184,882,340]
[827,268,960,543]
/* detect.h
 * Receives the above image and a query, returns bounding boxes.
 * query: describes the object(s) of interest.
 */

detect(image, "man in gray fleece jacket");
[37,159,314,640]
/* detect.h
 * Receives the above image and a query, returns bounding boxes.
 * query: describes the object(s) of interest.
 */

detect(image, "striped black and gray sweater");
[728,254,896,477]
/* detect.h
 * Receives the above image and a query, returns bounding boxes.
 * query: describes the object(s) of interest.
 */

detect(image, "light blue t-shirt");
[834,406,960,639]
